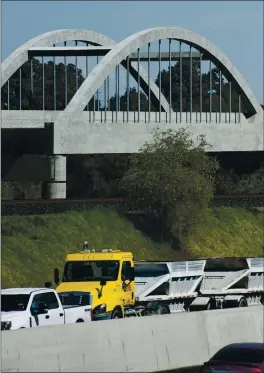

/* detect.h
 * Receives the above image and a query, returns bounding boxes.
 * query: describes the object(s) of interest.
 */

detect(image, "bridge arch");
[58,26,261,122]
[1,28,171,112]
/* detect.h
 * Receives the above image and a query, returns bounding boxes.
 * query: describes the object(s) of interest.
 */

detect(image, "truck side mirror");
[100,279,106,286]
[54,268,60,285]
[45,281,52,288]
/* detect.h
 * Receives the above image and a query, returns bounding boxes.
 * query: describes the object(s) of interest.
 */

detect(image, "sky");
[2,1,264,104]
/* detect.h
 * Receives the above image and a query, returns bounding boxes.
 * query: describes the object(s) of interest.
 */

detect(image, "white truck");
[1,288,92,331]
[131,257,264,315]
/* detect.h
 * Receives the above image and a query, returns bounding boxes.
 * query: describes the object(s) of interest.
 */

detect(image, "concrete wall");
[2,306,263,372]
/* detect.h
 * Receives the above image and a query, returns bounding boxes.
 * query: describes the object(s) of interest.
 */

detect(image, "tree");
[1,58,91,111]
[120,128,219,247]
[108,87,149,112]
[214,168,241,195]
[156,62,240,114]
[67,154,130,198]
[236,166,264,194]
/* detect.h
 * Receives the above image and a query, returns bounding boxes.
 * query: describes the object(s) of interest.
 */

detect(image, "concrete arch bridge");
[1,27,263,198]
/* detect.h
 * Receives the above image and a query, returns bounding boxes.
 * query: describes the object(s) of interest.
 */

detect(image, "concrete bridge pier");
[41,155,66,199]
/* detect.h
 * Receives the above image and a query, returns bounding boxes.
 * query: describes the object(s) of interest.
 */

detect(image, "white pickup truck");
[1,288,92,331]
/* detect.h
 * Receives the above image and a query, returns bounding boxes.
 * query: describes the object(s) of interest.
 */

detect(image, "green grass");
[1,207,263,288]
[183,207,264,258]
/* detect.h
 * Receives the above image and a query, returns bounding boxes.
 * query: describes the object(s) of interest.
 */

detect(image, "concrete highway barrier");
[2,306,263,372]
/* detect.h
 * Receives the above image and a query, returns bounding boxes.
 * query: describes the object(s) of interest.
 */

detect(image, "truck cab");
[55,247,135,320]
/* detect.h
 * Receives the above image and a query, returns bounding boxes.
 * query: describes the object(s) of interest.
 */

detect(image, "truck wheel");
[238,298,247,307]
[198,302,212,311]
[189,299,213,312]
[111,309,123,319]
[76,319,84,323]
[157,305,170,315]
[205,301,212,310]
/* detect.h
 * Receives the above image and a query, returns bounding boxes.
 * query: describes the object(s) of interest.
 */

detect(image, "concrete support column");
[42,155,66,199]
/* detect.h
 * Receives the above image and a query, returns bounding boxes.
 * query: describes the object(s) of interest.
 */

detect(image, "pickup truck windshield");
[63,260,120,282]
[1,294,30,311]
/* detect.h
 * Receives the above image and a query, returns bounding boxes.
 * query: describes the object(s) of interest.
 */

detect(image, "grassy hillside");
[184,207,263,258]
[1,207,263,288]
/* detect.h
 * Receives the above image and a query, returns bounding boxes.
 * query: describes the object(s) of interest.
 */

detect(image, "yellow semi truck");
[54,243,135,320]
[50,242,264,320]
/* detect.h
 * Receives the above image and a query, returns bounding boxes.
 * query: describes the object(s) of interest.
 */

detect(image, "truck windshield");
[1,294,30,311]
[62,261,120,282]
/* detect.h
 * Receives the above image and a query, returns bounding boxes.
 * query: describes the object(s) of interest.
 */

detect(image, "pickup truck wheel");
[111,309,123,319]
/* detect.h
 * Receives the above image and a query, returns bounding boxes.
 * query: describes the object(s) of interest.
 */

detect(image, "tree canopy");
[121,128,219,246]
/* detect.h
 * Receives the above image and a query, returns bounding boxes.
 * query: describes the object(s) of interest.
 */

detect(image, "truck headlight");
[93,304,106,314]
[1,321,12,331]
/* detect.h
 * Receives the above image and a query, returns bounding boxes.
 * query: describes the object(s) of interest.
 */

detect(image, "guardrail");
[2,306,263,372]
[2,194,264,216]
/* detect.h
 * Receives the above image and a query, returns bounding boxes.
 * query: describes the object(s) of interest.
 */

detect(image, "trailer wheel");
[111,308,123,319]
[198,301,212,311]
[238,297,248,307]
[189,298,213,312]
[205,301,212,311]
[157,305,170,315]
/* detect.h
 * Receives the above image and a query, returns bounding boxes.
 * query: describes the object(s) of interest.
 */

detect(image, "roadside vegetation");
[2,164,264,200]
[121,128,219,249]
[2,206,263,288]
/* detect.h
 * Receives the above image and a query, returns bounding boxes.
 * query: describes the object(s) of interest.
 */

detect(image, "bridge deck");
[2,110,263,153]
[2,110,242,129]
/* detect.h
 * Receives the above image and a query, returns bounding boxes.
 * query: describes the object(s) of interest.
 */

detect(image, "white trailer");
[190,257,264,311]
[125,260,206,316]
[124,257,264,316]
